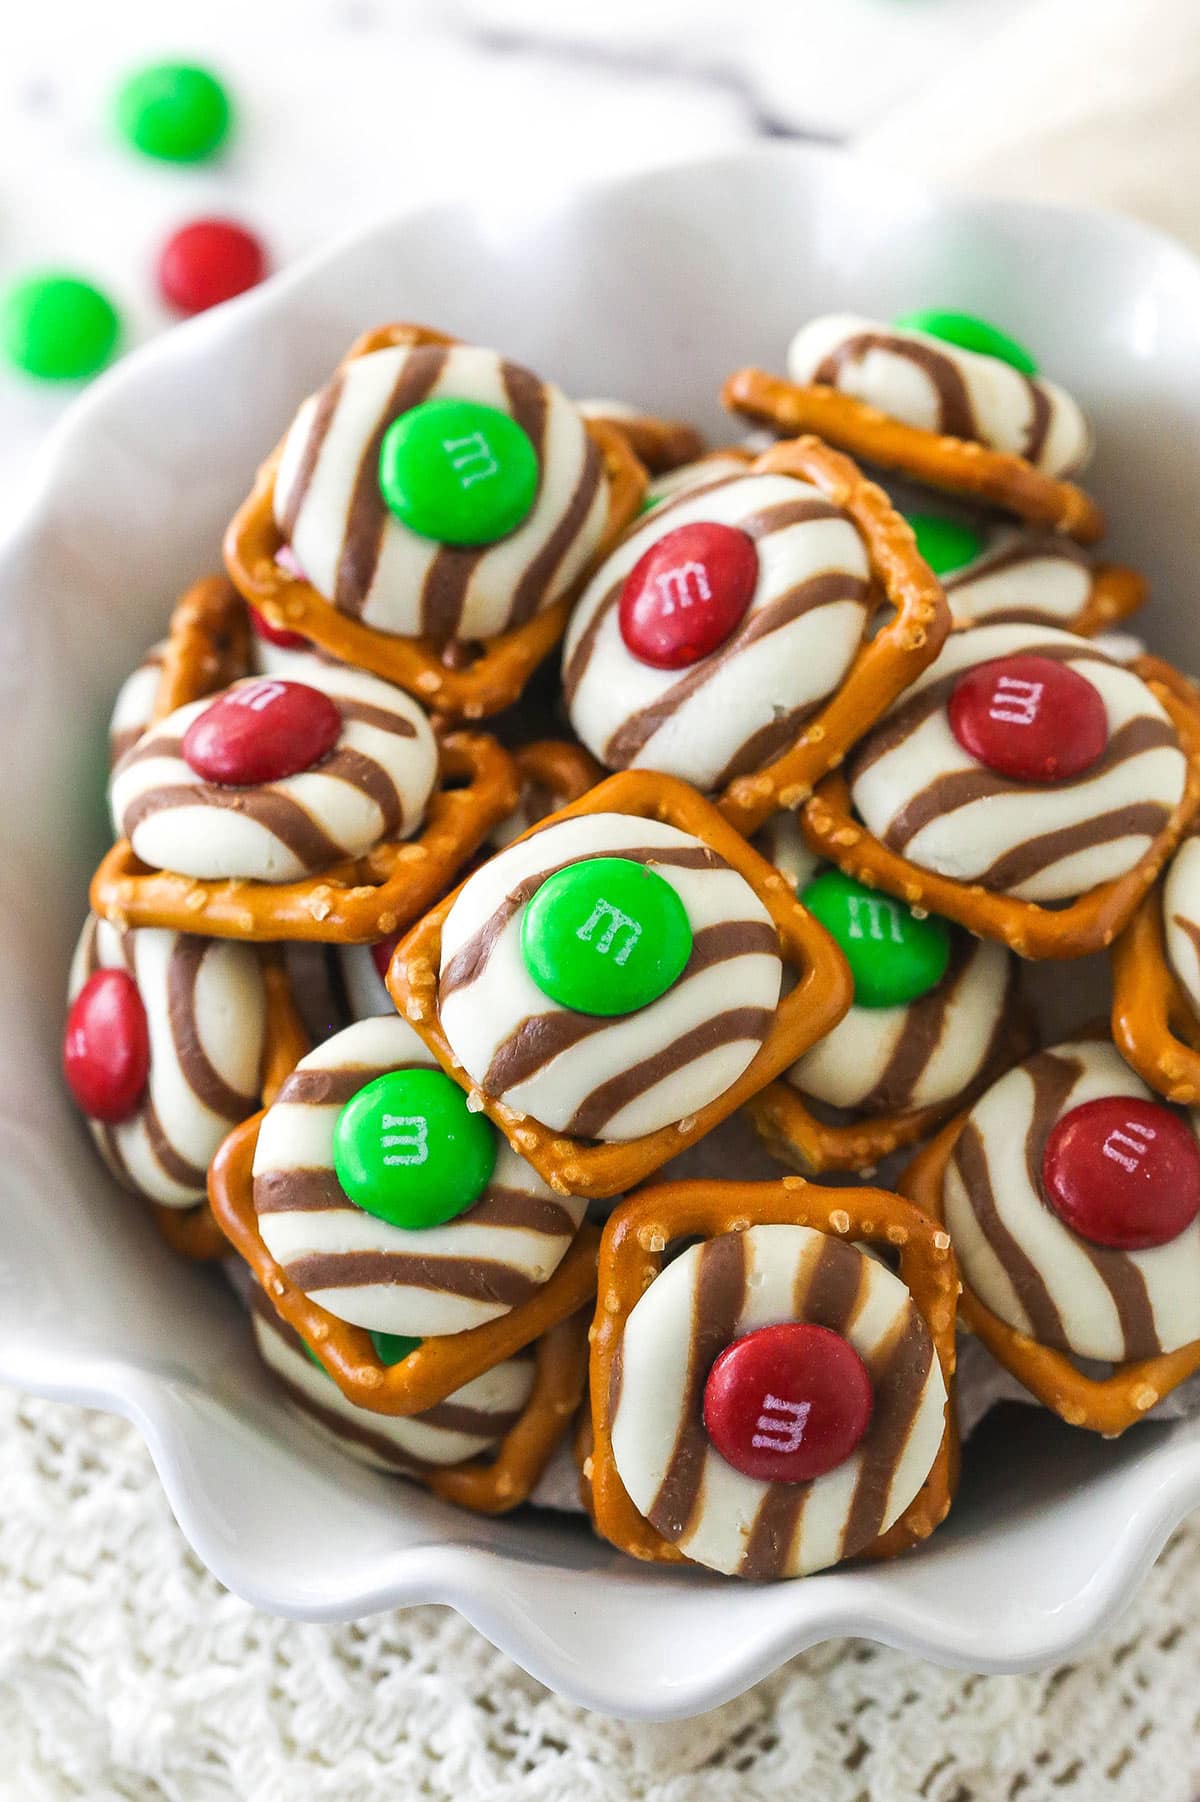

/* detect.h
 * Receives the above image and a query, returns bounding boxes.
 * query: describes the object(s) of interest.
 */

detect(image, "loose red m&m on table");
[182,679,341,785]
[703,1322,873,1483]
[948,654,1108,783]
[63,970,150,1123]
[157,219,268,316]
[1041,1097,1200,1250]
[801,868,950,1008]
[332,1068,497,1231]
[521,856,693,1016]
[618,522,758,669]
[248,605,309,651]
[114,61,233,163]
[378,398,539,546]
[1,274,121,380]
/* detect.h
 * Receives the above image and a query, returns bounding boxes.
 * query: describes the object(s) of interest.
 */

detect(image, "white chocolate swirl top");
[110,658,438,883]
[437,814,782,1141]
[562,472,871,793]
[249,1287,534,1475]
[944,1038,1200,1361]
[252,1015,586,1337]
[848,625,1185,902]
[1163,834,1200,1020]
[611,1224,946,1578]
[69,914,266,1209]
[274,344,608,642]
[787,313,1090,477]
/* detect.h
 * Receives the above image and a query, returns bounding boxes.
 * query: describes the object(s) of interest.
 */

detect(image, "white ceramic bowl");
[5,143,1200,1722]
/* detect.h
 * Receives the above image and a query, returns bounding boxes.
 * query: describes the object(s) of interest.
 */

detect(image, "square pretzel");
[586,1177,959,1568]
[801,655,1200,961]
[715,437,952,836]
[222,322,647,721]
[386,770,854,1201]
[208,1106,600,1417]
[900,1112,1200,1435]
[91,731,521,944]
[722,366,1105,543]
[1111,881,1200,1105]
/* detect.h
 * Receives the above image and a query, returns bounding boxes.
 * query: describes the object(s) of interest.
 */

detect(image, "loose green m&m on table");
[522,857,693,1017]
[1,274,121,380]
[801,869,950,1009]
[892,309,1039,377]
[905,511,985,578]
[333,1068,497,1231]
[378,397,539,546]
[114,61,233,163]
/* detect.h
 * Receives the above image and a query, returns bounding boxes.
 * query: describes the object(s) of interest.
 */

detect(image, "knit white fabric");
[1,1386,1199,1801]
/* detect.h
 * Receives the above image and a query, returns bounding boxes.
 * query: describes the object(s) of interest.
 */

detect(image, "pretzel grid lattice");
[223,323,647,721]
[386,770,854,1200]
[586,1178,959,1568]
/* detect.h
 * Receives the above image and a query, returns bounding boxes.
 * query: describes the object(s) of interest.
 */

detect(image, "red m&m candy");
[948,653,1107,783]
[249,605,309,651]
[63,970,150,1123]
[182,679,341,786]
[618,521,758,669]
[156,219,267,316]
[703,1322,873,1483]
[1042,1097,1200,1250]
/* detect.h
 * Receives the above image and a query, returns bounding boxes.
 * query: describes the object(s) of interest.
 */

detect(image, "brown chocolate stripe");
[981,802,1172,893]
[286,1250,540,1308]
[143,1096,208,1193]
[955,1110,1066,1344]
[501,360,548,460]
[316,745,403,836]
[507,430,604,628]
[561,573,622,706]
[167,937,259,1120]
[117,733,184,770]
[942,534,1088,593]
[881,716,1179,856]
[279,370,346,540]
[420,546,485,643]
[335,347,449,617]
[481,918,779,1098]
[814,332,977,440]
[1024,379,1052,467]
[254,1165,347,1215]
[645,1231,747,1540]
[840,1307,935,1558]
[336,700,418,737]
[603,570,870,769]
[854,938,971,1114]
[110,726,147,767]
[711,698,822,790]
[123,781,344,873]
[1021,1050,1159,1359]
[566,1006,773,1140]
[420,1396,524,1438]
[460,1184,579,1238]
[438,842,723,1002]
[740,497,852,539]
[274,1062,398,1111]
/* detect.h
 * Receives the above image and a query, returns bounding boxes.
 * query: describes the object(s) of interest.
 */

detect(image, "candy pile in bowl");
[63,311,1200,1579]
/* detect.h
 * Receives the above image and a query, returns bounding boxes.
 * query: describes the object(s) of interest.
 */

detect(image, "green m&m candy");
[114,61,233,163]
[905,511,985,578]
[521,857,693,1017]
[302,1327,420,1375]
[378,397,539,546]
[893,309,1039,377]
[332,1068,497,1231]
[1,274,121,380]
[801,869,950,1009]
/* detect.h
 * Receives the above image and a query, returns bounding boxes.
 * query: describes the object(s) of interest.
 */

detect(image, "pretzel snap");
[723,366,1104,543]
[1111,868,1200,1106]
[586,1178,958,1574]
[802,654,1200,960]
[223,322,646,720]
[578,401,706,475]
[92,731,520,943]
[386,771,853,1200]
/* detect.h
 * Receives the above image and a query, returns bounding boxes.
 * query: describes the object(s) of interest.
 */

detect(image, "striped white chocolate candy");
[282,943,393,1045]
[944,1038,1200,1361]
[252,1015,586,1336]
[611,1224,946,1578]
[787,933,1013,1114]
[274,343,608,643]
[108,640,166,768]
[643,453,753,510]
[69,914,266,1208]
[848,625,1185,903]
[438,814,782,1141]
[1163,833,1200,1020]
[249,1287,534,1474]
[562,472,871,793]
[941,529,1098,628]
[110,658,438,883]
[787,314,1091,477]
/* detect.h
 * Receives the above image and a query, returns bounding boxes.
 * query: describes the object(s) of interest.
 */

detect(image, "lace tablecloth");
[2,1386,1198,1801]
